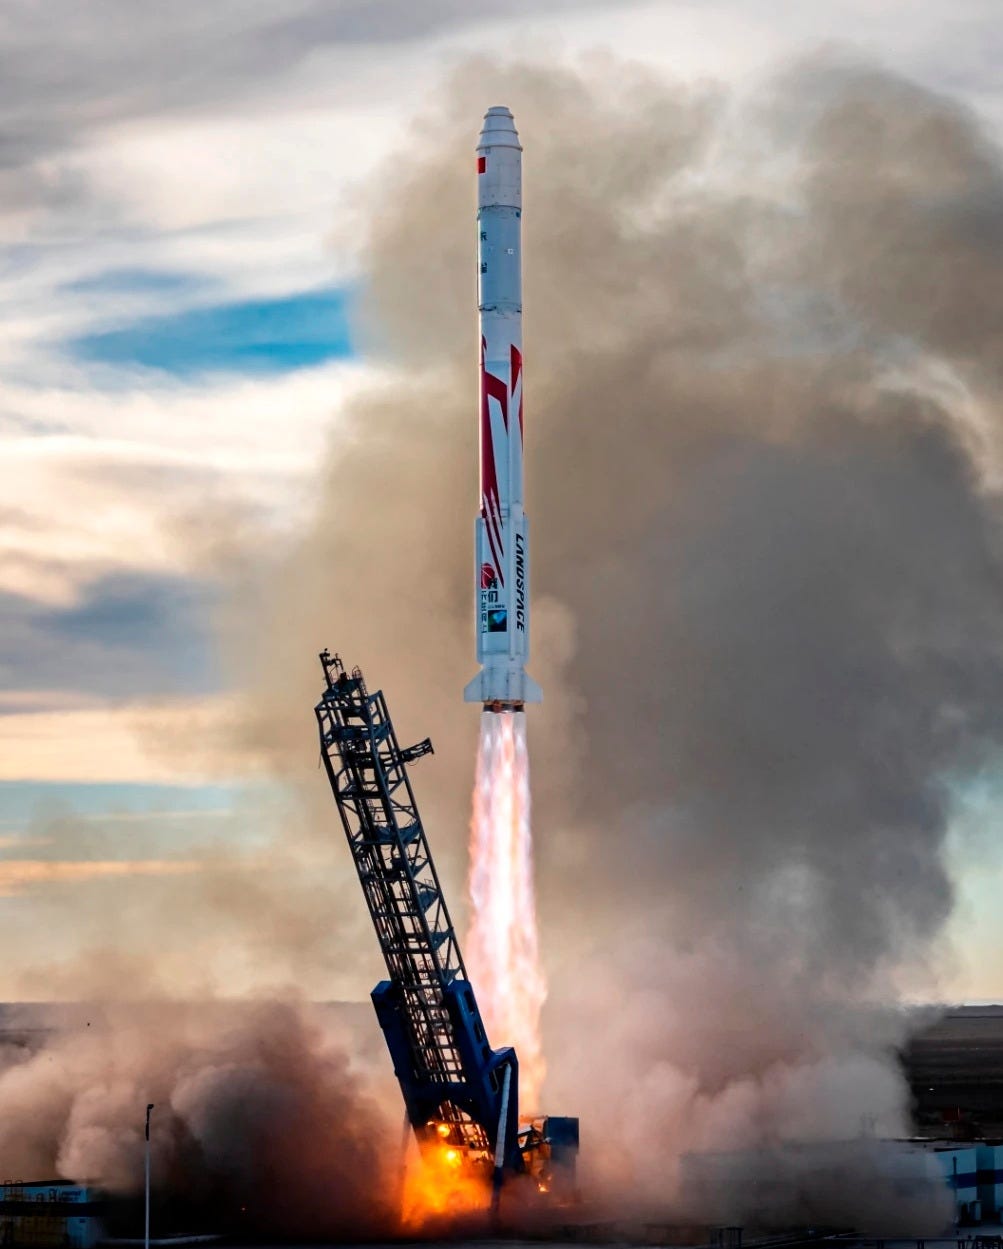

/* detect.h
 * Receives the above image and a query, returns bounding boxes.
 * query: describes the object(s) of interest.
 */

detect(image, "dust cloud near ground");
[0,1000,397,1238]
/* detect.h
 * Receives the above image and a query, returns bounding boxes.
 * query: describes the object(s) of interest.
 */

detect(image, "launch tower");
[315,651,521,1174]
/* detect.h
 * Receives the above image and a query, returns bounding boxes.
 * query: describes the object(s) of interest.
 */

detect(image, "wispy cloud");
[0,0,617,251]
[0,359,377,608]
[0,779,239,825]
[0,572,217,701]
[0,698,250,784]
[0,858,203,896]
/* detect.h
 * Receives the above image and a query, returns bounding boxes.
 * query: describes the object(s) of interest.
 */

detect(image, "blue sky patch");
[0,781,239,828]
[67,285,355,376]
[0,780,261,857]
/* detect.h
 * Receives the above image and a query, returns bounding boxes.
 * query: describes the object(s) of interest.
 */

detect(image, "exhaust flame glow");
[399,1142,490,1229]
[466,711,547,1111]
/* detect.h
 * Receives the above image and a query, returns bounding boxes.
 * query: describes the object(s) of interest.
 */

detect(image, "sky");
[3,0,1003,1002]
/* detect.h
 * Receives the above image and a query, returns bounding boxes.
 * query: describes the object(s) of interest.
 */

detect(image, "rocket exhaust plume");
[466,711,547,1111]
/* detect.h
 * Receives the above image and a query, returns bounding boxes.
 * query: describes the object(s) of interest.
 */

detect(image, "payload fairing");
[463,107,542,712]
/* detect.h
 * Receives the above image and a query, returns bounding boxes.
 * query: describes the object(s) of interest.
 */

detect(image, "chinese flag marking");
[477,156,486,173]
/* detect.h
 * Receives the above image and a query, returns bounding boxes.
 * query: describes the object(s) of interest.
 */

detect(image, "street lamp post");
[144,1104,154,1249]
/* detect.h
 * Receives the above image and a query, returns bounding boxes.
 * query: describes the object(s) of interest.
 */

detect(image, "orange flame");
[466,711,547,1111]
[399,1142,490,1229]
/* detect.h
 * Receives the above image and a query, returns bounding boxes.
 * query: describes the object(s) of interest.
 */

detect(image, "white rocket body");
[464,107,542,711]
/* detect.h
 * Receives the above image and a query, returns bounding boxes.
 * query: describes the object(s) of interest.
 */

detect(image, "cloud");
[0,0,615,194]
[0,858,203,896]
[0,572,217,701]
[60,268,206,297]
[0,779,238,832]
[0,697,249,784]
[0,355,378,778]
[0,360,375,614]
[0,780,379,1001]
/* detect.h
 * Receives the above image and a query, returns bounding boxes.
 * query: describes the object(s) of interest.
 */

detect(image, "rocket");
[464,106,542,712]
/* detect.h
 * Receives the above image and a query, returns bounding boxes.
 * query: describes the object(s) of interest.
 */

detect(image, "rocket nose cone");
[477,105,521,151]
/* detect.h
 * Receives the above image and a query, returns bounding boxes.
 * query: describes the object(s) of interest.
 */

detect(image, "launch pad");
[314,651,577,1207]
[311,106,572,1218]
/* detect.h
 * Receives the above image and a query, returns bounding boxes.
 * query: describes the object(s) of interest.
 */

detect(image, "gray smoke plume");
[222,51,1003,1228]
[0,1000,397,1238]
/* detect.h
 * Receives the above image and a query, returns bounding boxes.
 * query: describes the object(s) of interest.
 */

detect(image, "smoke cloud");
[0,1000,396,1238]
[223,51,1003,1227]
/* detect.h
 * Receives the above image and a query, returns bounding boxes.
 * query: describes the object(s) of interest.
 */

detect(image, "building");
[0,1182,105,1247]
[903,1006,1003,1138]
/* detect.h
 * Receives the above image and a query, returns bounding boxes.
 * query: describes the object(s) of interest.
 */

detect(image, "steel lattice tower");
[315,651,519,1161]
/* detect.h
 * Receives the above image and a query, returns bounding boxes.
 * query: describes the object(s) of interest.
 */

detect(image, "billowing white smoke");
[465,712,547,1112]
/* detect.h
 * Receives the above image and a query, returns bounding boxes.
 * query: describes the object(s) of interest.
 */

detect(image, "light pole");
[144,1103,154,1249]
